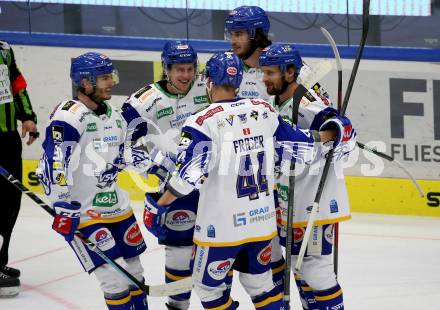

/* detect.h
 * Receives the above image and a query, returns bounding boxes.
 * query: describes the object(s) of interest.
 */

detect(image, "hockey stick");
[282,56,333,309]
[356,142,424,197]
[320,26,343,276]
[295,0,371,274]
[0,165,192,297]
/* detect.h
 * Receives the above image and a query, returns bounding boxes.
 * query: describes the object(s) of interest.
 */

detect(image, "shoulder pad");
[61,100,81,112]
[134,85,153,99]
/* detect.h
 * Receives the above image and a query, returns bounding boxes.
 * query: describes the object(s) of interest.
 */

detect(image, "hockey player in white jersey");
[143,51,353,309]
[260,44,356,310]
[122,41,209,310]
[37,52,151,310]
[224,5,272,100]
[225,5,329,103]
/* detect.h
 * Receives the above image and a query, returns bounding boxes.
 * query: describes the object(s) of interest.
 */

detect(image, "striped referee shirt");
[0,40,37,133]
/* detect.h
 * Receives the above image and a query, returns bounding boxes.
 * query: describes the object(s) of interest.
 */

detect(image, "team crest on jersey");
[207,259,233,280]
[52,126,64,144]
[179,131,192,146]
[225,115,234,126]
[237,113,247,124]
[250,110,259,121]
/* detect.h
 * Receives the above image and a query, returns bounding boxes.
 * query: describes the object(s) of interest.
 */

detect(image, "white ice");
[1,196,440,309]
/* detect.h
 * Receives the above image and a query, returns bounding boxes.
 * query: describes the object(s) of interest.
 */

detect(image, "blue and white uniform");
[123,74,209,309]
[168,97,318,309]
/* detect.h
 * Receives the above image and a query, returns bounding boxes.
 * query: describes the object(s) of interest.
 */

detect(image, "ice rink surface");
[1,196,440,309]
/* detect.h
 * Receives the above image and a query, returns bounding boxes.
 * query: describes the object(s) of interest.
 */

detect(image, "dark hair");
[286,64,300,82]
[254,28,272,49]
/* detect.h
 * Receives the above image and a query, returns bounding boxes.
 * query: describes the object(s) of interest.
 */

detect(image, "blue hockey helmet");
[161,40,198,67]
[224,6,270,39]
[70,52,117,86]
[204,52,243,89]
[259,44,303,73]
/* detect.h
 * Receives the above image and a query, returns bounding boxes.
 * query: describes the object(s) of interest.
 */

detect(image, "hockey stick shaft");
[295,0,371,273]
[357,142,424,197]
[320,26,343,277]
[282,58,333,308]
[0,165,193,296]
[0,165,149,293]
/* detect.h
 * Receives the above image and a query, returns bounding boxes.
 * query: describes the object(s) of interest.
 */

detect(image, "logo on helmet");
[227,67,237,76]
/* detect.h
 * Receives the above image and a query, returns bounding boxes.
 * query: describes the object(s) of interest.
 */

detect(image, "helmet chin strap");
[206,81,213,103]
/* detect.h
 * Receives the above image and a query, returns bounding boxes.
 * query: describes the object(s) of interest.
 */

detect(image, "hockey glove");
[319,116,356,148]
[143,195,168,239]
[52,201,81,242]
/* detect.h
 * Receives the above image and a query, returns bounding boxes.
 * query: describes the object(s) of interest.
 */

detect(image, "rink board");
[23,160,440,217]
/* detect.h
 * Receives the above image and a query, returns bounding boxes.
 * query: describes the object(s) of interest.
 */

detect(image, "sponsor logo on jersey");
[277,184,289,202]
[86,122,97,132]
[103,135,118,143]
[79,111,91,122]
[91,228,115,251]
[241,90,259,98]
[231,102,245,108]
[52,126,64,144]
[194,95,208,105]
[237,113,247,124]
[92,191,118,207]
[251,99,275,112]
[165,210,196,231]
[157,107,174,119]
[124,223,144,246]
[226,115,234,126]
[262,111,268,119]
[243,128,251,135]
[207,260,233,280]
[329,199,339,213]
[226,67,237,75]
[170,112,192,128]
[246,81,256,85]
[257,243,272,265]
[293,227,305,243]
[104,125,113,130]
[196,106,224,126]
[116,119,122,128]
[250,110,258,121]
[233,212,246,227]
[207,225,215,238]
[218,120,226,128]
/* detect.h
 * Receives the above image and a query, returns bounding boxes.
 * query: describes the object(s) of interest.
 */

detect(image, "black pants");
[0,131,22,267]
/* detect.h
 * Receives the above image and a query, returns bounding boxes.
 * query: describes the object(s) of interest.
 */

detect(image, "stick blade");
[148,277,193,297]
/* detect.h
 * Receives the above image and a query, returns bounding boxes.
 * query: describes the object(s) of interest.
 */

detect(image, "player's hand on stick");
[52,201,81,242]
